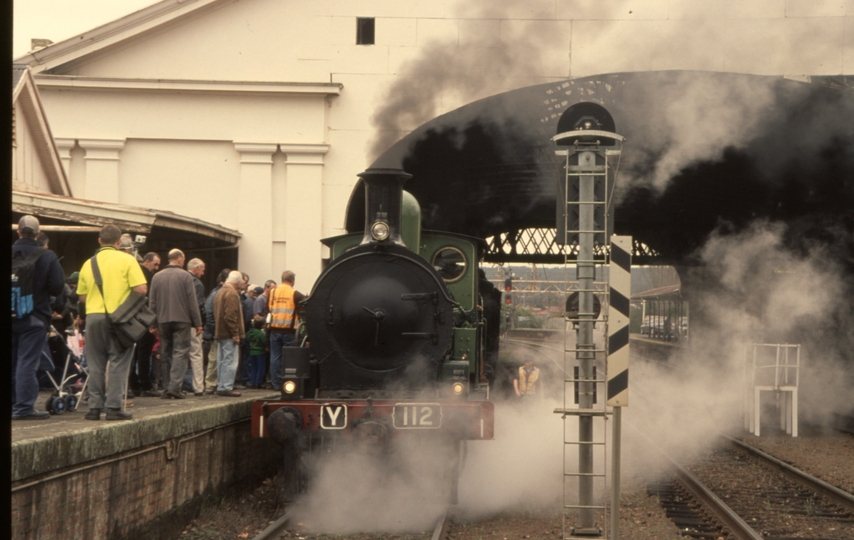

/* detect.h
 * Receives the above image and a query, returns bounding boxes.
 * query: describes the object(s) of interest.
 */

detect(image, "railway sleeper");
[648,480,724,539]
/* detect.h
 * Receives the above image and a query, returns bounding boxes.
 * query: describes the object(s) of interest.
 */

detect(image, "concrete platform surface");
[11,387,279,482]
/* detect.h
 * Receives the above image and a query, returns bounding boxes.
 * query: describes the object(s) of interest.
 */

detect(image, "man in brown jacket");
[213,270,245,396]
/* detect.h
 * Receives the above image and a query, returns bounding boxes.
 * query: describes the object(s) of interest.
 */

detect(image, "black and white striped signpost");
[608,235,631,540]
[608,235,631,407]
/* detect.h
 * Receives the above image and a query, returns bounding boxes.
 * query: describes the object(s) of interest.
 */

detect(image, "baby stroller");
[42,326,88,415]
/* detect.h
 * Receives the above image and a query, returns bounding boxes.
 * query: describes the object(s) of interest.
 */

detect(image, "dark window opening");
[357,18,375,45]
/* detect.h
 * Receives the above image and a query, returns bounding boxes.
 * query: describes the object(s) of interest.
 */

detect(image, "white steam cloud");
[289,219,852,532]
[624,219,852,472]
[289,438,454,533]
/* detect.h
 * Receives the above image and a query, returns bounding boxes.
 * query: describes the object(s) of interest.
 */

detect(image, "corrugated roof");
[12,190,241,244]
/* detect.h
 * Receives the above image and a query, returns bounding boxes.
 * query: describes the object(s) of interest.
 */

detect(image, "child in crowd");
[66,316,85,359]
[247,316,267,389]
[150,327,162,391]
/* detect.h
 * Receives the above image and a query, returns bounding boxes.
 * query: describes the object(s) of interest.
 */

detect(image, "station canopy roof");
[348,71,854,267]
[13,190,240,244]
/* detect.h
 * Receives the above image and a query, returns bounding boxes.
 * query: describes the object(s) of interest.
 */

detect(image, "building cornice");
[33,75,343,96]
[16,0,229,74]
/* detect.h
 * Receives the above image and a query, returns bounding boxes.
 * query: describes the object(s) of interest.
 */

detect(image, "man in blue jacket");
[12,215,65,420]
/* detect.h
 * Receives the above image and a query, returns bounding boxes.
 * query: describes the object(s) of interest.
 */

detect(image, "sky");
[13,0,156,59]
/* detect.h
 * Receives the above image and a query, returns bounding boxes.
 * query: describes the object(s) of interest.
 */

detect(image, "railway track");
[430,510,451,540]
[657,436,854,539]
[248,507,451,540]
[249,511,290,540]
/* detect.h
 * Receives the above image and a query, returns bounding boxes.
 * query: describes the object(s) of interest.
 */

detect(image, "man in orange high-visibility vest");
[267,270,305,391]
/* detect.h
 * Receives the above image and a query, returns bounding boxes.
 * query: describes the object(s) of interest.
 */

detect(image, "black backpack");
[12,247,46,319]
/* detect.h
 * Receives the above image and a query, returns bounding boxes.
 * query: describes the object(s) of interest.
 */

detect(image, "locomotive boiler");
[251,168,496,499]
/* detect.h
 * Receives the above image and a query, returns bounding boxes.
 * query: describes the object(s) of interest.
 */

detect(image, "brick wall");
[11,421,280,540]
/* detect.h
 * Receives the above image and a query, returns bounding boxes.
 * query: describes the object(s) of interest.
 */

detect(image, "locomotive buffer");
[552,102,629,540]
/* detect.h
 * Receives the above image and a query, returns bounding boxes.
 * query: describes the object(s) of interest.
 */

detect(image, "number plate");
[392,403,442,429]
[319,403,348,429]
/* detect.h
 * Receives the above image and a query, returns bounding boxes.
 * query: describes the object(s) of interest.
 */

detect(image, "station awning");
[12,190,241,288]
[12,190,240,244]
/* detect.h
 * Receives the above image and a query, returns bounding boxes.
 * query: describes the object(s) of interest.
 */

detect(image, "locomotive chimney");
[357,168,412,247]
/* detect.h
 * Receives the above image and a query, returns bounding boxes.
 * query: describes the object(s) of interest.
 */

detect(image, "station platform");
[12,387,282,540]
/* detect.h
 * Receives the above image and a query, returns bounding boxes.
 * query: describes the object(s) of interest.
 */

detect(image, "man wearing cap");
[513,356,541,398]
[12,216,66,420]
[253,280,276,319]
[77,224,147,420]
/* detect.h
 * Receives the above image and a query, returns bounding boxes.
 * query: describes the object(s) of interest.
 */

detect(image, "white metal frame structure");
[744,343,801,437]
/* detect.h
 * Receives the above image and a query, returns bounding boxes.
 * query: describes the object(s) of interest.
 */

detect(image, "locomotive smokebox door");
[305,243,456,391]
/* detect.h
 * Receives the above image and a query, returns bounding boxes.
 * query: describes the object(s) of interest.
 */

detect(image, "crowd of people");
[12,215,303,421]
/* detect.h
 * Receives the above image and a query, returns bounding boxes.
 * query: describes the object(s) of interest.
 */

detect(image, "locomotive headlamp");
[452,382,465,395]
[370,221,390,241]
[283,380,297,394]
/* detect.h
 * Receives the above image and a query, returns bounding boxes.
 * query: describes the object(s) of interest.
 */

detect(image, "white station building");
[14,0,854,287]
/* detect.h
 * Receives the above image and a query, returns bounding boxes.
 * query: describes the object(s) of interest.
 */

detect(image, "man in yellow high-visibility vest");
[513,355,540,398]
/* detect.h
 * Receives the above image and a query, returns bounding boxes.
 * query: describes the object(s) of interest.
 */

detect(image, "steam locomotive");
[250,168,497,498]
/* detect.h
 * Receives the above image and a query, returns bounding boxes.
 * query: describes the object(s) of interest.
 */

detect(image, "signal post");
[552,102,629,540]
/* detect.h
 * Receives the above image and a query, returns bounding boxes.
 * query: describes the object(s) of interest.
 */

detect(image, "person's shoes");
[85,408,103,420]
[204,387,216,395]
[194,392,204,396]
[216,390,242,397]
[161,390,185,400]
[106,408,133,421]
[13,410,51,421]
[126,391,135,399]
[233,384,247,390]
[143,390,161,397]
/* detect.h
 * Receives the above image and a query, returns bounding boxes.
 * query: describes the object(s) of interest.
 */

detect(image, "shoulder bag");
[90,254,156,350]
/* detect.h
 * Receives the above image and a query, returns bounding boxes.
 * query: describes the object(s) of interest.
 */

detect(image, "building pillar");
[54,138,78,197]
[78,138,125,203]
[234,142,277,283]
[278,143,330,288]
[54,138,75,175]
